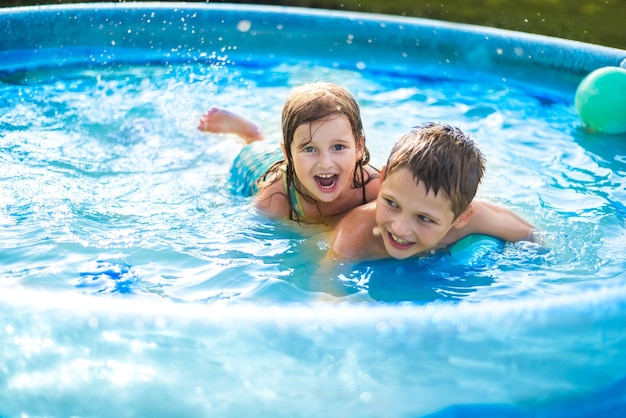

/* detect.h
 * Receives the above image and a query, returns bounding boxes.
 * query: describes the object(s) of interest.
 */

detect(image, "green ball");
[575,66,626,134]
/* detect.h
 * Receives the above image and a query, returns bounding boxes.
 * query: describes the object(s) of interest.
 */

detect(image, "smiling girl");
[199,82,381,224]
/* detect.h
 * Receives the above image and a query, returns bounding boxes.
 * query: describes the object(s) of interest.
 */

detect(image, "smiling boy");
[330,122,537,260]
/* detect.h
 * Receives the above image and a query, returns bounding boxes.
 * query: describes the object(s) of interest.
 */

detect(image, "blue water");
[1,4,626,417]
[1,61,622,304]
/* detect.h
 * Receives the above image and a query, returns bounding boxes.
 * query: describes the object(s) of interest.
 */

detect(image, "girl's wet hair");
[385,122,485,218]
[261,82,377,221]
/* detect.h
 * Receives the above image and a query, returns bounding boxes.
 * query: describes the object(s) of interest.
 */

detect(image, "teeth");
[315,173,337,190]
[391,233,410,245]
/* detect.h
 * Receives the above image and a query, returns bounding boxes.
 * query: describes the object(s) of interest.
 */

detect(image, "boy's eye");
[384,198,399,209]
[418,215,434,223]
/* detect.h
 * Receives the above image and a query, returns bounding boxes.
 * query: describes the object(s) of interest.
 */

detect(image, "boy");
[330,122,537,260]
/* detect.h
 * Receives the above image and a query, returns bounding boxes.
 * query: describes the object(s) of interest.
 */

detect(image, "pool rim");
[0,2,624,98]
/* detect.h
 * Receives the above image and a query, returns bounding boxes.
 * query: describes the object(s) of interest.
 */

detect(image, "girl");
[199,82,381,224]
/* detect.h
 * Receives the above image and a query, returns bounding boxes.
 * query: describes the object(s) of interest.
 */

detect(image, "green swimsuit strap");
[281,168,306,220]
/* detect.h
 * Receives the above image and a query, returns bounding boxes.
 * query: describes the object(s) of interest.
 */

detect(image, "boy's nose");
[391,216,412,236]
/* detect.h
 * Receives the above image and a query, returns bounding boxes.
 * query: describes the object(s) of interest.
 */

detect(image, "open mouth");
[387,231,414,250]
[314,174,338,190]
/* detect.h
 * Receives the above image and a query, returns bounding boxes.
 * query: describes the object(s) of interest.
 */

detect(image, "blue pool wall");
[0,2,625,99]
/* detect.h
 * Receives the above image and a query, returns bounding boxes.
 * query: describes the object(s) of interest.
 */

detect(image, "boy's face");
[287,114,363,204]
[374,167,460,259]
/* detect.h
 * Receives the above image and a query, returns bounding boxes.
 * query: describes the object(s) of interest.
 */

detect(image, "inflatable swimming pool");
[1,3,625,417]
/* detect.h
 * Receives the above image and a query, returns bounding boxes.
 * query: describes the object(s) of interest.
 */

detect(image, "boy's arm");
[449,200,539,244]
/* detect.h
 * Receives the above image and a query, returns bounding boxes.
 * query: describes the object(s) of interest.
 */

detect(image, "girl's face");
[288,114,363,203]
[374,167,459,259]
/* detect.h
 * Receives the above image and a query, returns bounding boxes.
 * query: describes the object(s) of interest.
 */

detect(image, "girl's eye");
[332,144,346,151]
[303,146,316,153]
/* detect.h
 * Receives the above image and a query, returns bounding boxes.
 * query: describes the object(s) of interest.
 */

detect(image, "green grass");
[2,0,625,49]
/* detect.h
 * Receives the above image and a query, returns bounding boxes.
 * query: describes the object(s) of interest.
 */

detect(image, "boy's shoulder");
[331,202,378,259]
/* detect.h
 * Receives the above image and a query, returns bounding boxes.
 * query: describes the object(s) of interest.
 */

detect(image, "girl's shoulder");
[363,163,381,177]
[253,172,290,218]
[362,164,382,201]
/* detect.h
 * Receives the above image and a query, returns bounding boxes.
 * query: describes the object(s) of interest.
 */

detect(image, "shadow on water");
[572,128,626,223]
[573,128,626,167]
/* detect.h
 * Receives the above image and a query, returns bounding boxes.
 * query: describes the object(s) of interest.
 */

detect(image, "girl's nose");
[317,151,333,169]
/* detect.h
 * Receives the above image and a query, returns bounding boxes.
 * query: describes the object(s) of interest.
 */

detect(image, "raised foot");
[198,107,264,144]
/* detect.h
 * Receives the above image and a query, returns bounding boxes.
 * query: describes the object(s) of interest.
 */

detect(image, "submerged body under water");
[1,58,626,416]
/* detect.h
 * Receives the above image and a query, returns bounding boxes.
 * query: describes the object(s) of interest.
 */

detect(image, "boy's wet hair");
[385,122,485,218]
[261,82,377,221]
